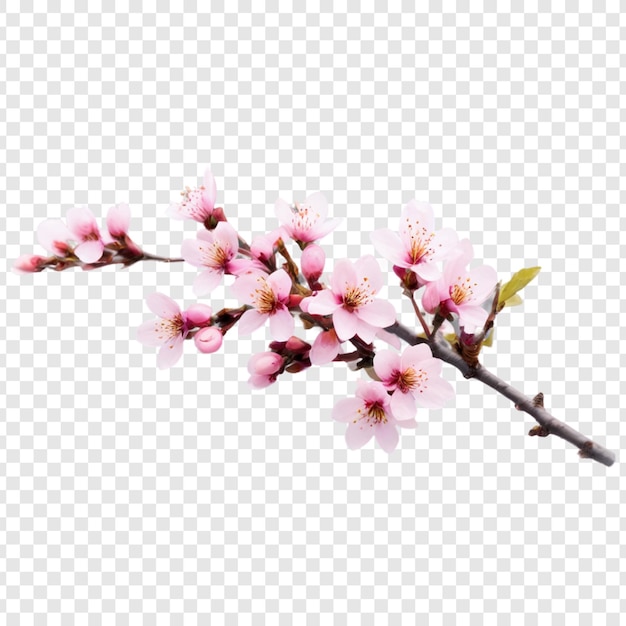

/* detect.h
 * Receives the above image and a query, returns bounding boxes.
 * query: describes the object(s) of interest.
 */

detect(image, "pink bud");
[247,351,283,376]
[285,336,311,353]
[185,304,213,326]
[248,374,275,389]
[13,254,46,273]
[301,244,325,282]
[194,327,223,353]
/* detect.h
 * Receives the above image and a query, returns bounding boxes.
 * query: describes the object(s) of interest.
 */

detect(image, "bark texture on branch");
[384,321,616,467]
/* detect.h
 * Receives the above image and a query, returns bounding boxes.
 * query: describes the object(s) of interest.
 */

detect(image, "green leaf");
[482,329,495,347]
[502,293,523,308]
[498,266,541,308]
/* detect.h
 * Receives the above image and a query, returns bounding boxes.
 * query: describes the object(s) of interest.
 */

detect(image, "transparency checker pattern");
[2,2,625,624]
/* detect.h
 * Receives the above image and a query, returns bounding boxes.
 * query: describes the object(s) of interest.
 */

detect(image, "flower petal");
[267,269,292,301]
[352,317,377,344]
[332,306,357,341]
[66,206,99,240]
[399,344,433,370]
[202,168,217,208]
[305,217,341,242]
[306,289,341,315]
[376,328,402,349]
[414,375,455,409]
[36,219,73,254]
[212,221,238,254]
[74,240,104,263]
[355,380,389,405]
[467,265,498,305]
[237,309,268,335]
[457,304,488,333]
[269,306,294,341]
[181,238,206,267]
[332,397,364,423]
[370,229,406,266]
[353,255,384,292]
[106,203,130,238]
[330,259,357,295]
[355,299,396,328]
[345,422,375,450]
[373,350,401,386]
[374,422,400,453]
[193,269,223,296]
[390,389,417,421]
[157,333,185,369]
[146,292,180,319]
[413,260,441,282]
[309,329,341,365]
[136,320,167,347]
[275,198,294,230]
[421,280,445,313]
[231,273,264,306]
[302,191,328,220]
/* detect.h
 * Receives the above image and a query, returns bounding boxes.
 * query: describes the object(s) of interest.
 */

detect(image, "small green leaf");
[443,333,457,345]
[502,293,523,308]
[498,266,541,308]
[482,329,495,347]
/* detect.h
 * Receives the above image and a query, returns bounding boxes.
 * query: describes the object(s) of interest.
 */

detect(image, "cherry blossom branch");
[385,320,616,467]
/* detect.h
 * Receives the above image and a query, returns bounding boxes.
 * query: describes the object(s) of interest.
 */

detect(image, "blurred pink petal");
[106,203,130,238]
[74,240,104,263]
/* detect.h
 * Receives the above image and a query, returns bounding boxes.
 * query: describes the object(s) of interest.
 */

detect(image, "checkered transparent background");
[2,2,625,623]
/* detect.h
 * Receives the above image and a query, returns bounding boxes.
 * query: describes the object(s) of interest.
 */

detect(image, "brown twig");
[384,321,616,467]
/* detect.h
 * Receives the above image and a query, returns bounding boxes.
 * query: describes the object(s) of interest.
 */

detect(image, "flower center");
[390,367,425,393]
[354,400,388,426]
[199,242,231,269]
[450,275,478,305]
[342,278,375,310]
[404,218,435,263]
[179,186,207,220]
[251,277,278,314]
[291,202,320,232]
[156,314,185,340]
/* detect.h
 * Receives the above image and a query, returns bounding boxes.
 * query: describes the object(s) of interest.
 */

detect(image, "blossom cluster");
[15,168,501,454]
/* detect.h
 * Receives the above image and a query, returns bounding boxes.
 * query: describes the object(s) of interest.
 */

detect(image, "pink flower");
[332,380,404,453]
[247,351,284,388]
[106,203,131,239]
[373,344,455,421]
[422,240,497,333]
[36,219,73,257]
[13,254,47,273]
[231,269,295,341]
[66,207,105,263]
[168,168,217,223]
[275,192,340,243]
[305,256,396,343]
[370,200,458,282]
[182,222,248,295]
[137,293,193,369]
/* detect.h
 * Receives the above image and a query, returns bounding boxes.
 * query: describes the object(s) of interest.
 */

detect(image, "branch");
[384,321,616,467]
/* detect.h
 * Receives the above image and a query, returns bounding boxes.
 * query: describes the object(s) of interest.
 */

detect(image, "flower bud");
[247,351,283,376]
[194,326,223,353]
[13,254,46,273]
[185,304,213,326]
[301,244,325,283]
[285,336,311,354]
